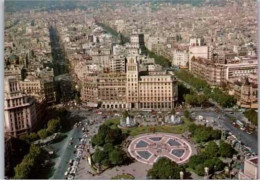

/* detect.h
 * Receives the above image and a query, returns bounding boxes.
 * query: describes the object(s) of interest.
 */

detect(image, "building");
[4,76,37,137]
[81,73,127,109]
[110,56,126,73]
[238,156,258,179]
[81,58,178,110]
[130,32,145,49]
[19,76,56,104]
[190,57,258,86]
[189,46,209,70]
[227,76,258,109]
[126,58,178,110]
[172,49,189,68]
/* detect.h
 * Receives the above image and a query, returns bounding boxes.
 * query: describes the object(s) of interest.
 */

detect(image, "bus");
[236,120,245,130]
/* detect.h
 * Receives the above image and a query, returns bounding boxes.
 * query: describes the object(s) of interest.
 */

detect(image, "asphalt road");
[191,109,258,153]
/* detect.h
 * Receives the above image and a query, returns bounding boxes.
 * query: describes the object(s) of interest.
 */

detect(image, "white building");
[189,46,209,70]
[4,76,37,137]
[172,49,189,68]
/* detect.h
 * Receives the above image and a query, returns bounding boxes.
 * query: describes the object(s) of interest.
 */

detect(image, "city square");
[128,133,194,165]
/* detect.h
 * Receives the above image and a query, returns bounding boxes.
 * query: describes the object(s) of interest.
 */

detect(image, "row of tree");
[20,119,61,142]
[176,70,236,108]
[184,94,209,107]
[14,145,49,179]
[244,109,258,125]
[146,49,171,68]
[189,123,221,143]
[188,140,236,176]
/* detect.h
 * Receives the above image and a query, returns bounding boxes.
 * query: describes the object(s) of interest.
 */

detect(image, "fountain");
[165,114,183,125]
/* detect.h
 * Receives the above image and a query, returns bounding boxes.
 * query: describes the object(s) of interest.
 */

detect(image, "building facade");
[4,76,37,137]
[238,156,258,179]
[81,58,178,110]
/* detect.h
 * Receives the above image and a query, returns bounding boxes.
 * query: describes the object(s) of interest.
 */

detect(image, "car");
[64,171,69,176]
[67,175,75,180]
[69,159,74,165]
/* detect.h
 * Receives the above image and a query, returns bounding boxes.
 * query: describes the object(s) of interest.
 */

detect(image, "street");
[190,108,258,153]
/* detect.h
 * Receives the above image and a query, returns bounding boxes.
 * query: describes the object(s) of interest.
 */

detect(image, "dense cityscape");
[4,0,258,180]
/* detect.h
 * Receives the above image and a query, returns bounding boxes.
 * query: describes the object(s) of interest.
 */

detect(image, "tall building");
[126,57,140,109]
[4,76,37,137]
[126,57,178,110]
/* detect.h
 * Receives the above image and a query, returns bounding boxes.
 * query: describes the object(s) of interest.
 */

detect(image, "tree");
[105,128,122,145]
[14,161,31,179]
[218,141,235,158]
[37,129,49,139]
[91,134,105,146]
[188,124,197,135]
[211,129,221,140]
[197,95,208,106]
[109,149,123,165]
[93,148,108,165]
[47,119,60,134]
[147,157,183,179]
[5,137,30,177]
[188,155,207,170]
[204,141,219,157]
[194,129,211,143]
[195,164,205,176]
[244,109,258,125]
[184,94,197,105]
[20,132,39,143]
[184,110,190,119]
[14,145,47,179]
[103,143,114,153]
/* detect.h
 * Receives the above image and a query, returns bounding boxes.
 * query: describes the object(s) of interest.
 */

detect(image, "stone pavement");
[76,160,152,179]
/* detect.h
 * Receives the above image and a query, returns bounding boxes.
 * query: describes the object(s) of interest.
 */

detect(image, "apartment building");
[81,73,127,109]
[190,57,258,86]
[4,76,37,137]
[172,49,189,68]
[19,76,56,104]
[227,76,258,109]
[110,56,126,73]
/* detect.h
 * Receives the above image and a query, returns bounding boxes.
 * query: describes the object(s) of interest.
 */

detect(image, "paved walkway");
[76,160,151,179]
[128,133,194,165]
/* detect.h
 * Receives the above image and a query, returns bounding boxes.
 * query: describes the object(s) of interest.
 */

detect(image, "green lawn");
[105,118,192,136]
[112,174,135,180]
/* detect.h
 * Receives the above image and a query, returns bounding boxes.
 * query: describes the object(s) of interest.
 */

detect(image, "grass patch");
[112,174,135,180]
[104,118,120,129]
[105,118,192,136]
[127,118,191,136]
